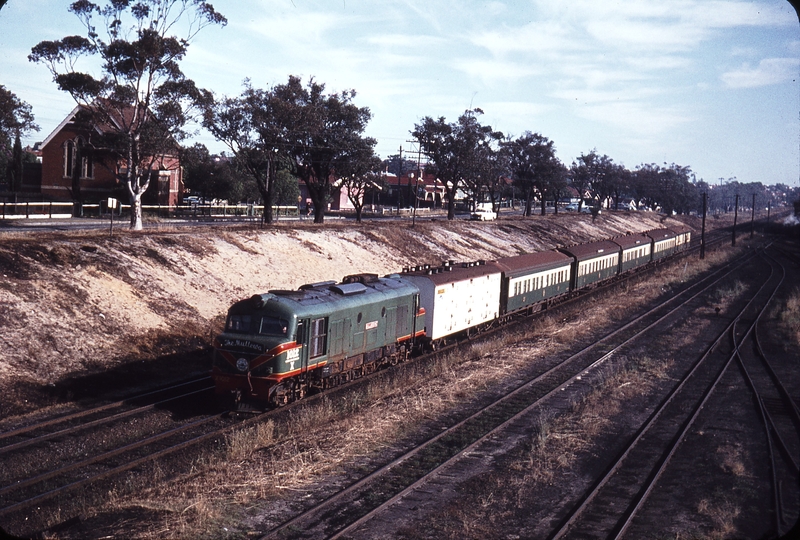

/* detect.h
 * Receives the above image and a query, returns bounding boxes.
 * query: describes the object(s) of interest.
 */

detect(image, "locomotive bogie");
[401,261,503,341]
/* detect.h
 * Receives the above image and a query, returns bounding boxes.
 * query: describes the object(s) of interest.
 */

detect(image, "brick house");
[38,105,182,206]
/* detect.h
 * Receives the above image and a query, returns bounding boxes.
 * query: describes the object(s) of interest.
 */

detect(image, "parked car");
[564,203,580,212]
[471,209,497,221]
[580,205,600,214]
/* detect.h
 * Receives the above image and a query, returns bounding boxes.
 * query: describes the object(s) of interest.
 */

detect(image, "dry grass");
[697,498,742,539]
[777,288,800,346]
[716,444,748,477]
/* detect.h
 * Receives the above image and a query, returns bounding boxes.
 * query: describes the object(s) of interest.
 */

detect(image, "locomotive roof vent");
[300,280,337,290]
[478,259,486,265]
[343,273,380,284]
[426,269,434,275]
[331,282,367,296]
[250,294,266,308]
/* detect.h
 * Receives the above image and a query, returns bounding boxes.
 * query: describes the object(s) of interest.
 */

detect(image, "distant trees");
[201,80,296,224]
[0,85,39,193]
[204,76,374,224]
[502,132,562,216]
[412,109,502,220]
[29,0,226,230]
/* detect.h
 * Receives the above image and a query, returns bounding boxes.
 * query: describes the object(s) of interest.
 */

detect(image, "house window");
[81,150,93,179]
[63,140,75,177]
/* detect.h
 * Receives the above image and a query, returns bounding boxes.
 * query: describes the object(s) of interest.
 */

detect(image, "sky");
[1,0,799,187]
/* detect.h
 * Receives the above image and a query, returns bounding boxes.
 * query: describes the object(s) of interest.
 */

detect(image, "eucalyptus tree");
[337,139,382,223]
[570,150,609,210]
[29,0,226,230]
[280,77,375,224]
[202,80,298,224]
[412,109,502,220]
[502,132,562,217]
[0,85,38,193]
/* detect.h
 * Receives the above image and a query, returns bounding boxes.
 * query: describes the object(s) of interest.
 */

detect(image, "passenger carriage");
[647,229,678,260]
[612,233,653,273]
[672,227,692,252]
[400,260,502,342]
[495,251,573,316]
[558,240,622,290]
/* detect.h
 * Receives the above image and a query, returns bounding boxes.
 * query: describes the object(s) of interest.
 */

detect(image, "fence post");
[26,202,30,218]
[49,201,53,218]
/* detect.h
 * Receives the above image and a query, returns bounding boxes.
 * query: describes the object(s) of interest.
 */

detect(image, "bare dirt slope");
[0,212,692,417]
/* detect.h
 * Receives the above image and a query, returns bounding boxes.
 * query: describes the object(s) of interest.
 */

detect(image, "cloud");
[576,100,693,136]
[721,57,800,88]
[453,57,541,84]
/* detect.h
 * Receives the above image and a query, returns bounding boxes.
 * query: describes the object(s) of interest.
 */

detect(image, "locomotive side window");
[259,316,289,335]
[310,317,328,358]
[226,314,252,333]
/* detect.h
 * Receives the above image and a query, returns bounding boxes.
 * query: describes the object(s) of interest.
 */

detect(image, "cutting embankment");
[0,213,695,417]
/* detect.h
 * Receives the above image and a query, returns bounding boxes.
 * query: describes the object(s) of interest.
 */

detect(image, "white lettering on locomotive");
[285,347,300,371]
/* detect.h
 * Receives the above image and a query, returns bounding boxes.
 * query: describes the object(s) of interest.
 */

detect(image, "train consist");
[212,227,692,409]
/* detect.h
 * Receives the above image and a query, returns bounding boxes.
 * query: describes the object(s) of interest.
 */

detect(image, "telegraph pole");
[700,192,706,259]
[732,194,739,247]
[750,193,755,238]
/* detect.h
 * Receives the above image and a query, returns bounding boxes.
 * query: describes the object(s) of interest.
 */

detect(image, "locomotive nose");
[236,358,249,372]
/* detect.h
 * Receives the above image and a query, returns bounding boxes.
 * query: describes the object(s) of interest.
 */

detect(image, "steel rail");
[0,412,224,507]
[259,248,751,539]
[0,375,211,442]
[611,251,783,540]
[0,386,214,455]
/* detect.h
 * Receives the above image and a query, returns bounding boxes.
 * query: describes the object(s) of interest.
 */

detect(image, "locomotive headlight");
[236,358,249,372]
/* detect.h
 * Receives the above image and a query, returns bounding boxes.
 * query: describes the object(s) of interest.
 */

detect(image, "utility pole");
[700,192,706,259]
[398,145,403,214]
[406,139,426,226]
[750,193,755,238]
[732,194,739,247]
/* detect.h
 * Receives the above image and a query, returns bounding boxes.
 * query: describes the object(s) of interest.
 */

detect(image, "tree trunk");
[314,202,325,223]
[130,191,144,230]
[446,185,457,220]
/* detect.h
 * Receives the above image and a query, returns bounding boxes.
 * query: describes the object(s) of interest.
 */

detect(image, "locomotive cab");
[213,276,424,410]
[214,294,316,408]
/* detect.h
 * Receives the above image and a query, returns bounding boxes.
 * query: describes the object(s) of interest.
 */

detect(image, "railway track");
[254,246,756,539]
[545,246,781,538]
[0,376,223,528]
